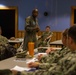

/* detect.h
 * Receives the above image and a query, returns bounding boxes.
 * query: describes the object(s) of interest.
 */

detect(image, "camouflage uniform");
[0,35,16,60]
[40,50,76,75]
[0,35,8,45]
[20,49,76,75]
[38,31,53,47]
[39,47,70,63]
[20,63,62,75]
[23,16,39,51]
[0,35,8,60]
[48,50,76,75]
[38,48,47,53]
[57,50,76,75]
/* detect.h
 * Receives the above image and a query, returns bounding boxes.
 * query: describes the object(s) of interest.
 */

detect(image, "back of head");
[68,25,76,43]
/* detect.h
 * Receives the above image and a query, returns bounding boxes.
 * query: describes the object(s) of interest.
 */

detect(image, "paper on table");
[11,65,31,71]
[26,57,38,64]
[26,53,47,64]
[37,53,47,55]
[35,53,47,57]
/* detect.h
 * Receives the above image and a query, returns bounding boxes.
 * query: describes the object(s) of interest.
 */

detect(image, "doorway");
[0,6,18,39]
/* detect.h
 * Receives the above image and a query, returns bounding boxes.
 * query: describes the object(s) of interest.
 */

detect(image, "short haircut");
[32,9,38,13]
[45,26,50,29]
[68,25,76,43]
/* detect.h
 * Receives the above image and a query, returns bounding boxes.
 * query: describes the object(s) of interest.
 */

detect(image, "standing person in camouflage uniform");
[23,9,40,51]
[38,26,53,47]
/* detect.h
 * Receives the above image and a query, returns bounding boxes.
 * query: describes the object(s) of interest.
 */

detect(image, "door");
[0,6,18,39]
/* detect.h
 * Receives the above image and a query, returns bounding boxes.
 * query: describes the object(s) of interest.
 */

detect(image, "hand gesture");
[37,54,43,61]
[28,62,39,68]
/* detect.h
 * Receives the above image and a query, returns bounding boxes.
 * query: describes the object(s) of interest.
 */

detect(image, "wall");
[0,0,76,31]
[17,31,62,42]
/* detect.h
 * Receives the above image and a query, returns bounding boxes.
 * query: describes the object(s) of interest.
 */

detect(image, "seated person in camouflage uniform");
[0,26,16,60]
[38,26,53,47]
[37,28,70,62]
[0,26,9,60]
